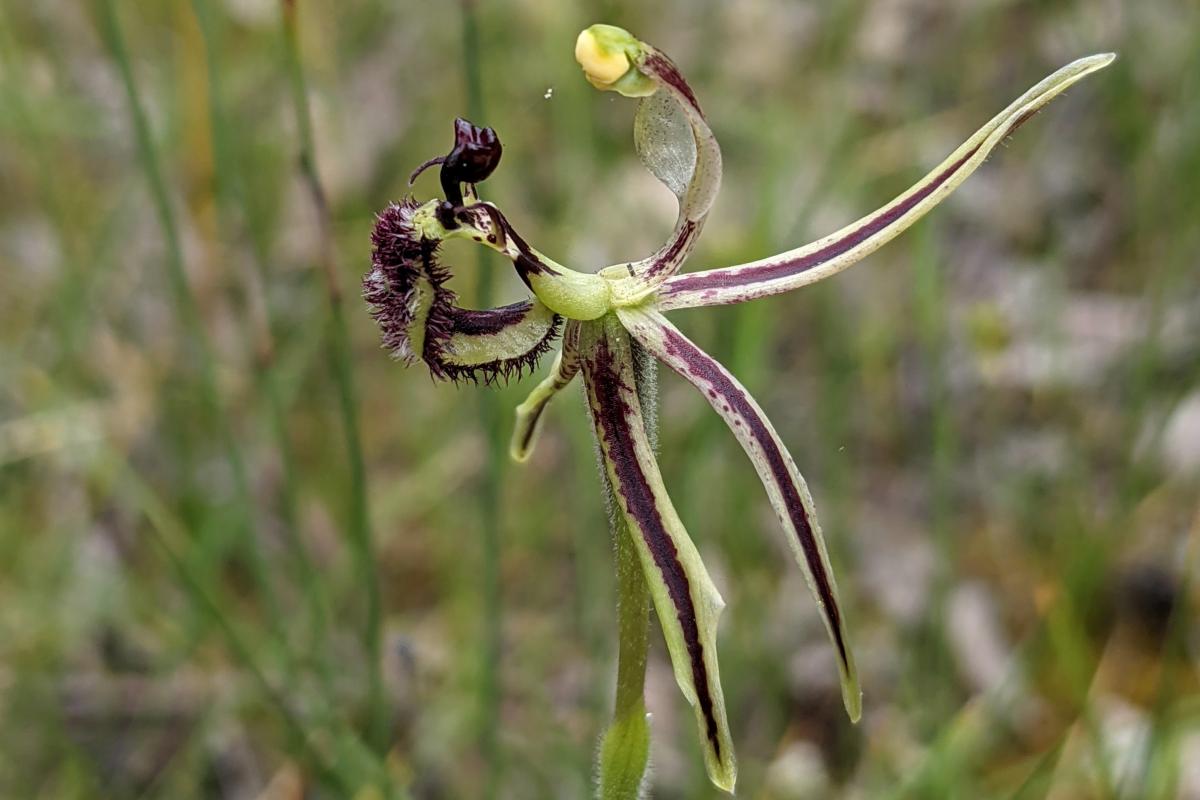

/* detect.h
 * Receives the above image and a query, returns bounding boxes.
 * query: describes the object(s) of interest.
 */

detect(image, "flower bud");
[574,24,657,97]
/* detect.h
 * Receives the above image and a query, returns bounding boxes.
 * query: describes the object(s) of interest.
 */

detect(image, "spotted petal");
[581,315,736,792]
[619,306,861,721]
[659,53,1115,310]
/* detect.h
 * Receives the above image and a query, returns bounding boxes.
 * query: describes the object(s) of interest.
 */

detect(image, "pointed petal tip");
[1077,52,1117,72]
[840,659,863,722]
[843,686,863,724]
[708,762,737,794]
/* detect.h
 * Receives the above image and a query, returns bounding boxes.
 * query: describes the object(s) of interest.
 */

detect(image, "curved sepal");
[576,25,722,287]
[634,89,695,201]
[510,321,582,461]
[659,53,1115,310]
[581,315,737,792]
[619,306,861,721]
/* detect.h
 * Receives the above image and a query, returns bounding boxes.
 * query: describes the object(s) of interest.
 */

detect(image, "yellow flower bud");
[574,24,657,97]
[575,27,630,89]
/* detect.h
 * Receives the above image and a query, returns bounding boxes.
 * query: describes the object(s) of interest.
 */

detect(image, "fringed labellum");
[366,24,1112,794]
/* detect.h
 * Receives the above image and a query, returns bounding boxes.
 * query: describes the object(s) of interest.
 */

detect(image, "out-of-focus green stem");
[95,0,284,631]
[105,453,351,793]
[460,2,504,795]
[279,0,385,752]
[189,0,333,682]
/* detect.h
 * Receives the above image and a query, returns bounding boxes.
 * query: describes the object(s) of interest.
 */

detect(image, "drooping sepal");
[619,306,861,721]
[510,321,582,462]
[365,199,561,384]
[659,53,1116,310]
[581,315,736,792]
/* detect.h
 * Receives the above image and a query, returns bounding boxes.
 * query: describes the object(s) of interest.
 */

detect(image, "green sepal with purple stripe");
[581,315,737,792]
[658,53,1115,310]
[620,306,861,720]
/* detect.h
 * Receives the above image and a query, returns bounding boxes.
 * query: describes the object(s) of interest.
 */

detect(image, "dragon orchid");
[365,24,1112,794]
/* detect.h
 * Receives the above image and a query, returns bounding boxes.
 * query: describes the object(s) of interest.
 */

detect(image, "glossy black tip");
[439,117,503,205]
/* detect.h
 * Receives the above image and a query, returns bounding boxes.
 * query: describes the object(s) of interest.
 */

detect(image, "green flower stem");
[596,339,658,799]
[597,505,652,800]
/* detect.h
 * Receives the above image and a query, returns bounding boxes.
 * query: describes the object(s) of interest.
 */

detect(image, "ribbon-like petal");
[658,53,1115,310]
[510,321,582,461]
[581,315,737,792]
[618,306,861,721]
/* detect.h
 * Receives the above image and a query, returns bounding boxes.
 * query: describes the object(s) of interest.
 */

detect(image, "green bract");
[365,24,1113,795]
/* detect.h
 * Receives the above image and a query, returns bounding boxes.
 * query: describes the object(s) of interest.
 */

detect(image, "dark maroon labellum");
[408,118,504,225]
[439,118,502,206]
[364,199,561,385]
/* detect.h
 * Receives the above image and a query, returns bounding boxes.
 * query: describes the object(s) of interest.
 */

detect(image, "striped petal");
[510,320,582,462]
[581,315,737,792]
[618,306,861,721]
[658,53,1115,311]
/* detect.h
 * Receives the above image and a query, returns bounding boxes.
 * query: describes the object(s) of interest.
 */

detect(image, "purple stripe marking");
[642,51,702,118]
[659,326,851,671]
[518,405,545,453]
[646,219,697,278]
[450,299,536,336]
[664,142,983,297]
[588,338,723,760]
[471,205,561,287]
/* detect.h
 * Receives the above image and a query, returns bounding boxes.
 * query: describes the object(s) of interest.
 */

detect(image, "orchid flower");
[365,24,1112,794]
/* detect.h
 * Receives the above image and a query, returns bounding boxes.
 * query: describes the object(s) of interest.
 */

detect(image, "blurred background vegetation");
[2,0,1198,797]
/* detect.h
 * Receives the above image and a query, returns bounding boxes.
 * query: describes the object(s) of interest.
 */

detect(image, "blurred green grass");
[1,0,1198,797]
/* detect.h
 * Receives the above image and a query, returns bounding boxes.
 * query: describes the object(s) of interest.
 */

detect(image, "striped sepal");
[581,315,737,792]
[659,53,1114,310]
[619,306,861,721]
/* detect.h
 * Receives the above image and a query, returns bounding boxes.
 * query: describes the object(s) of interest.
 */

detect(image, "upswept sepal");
[659,53,1116,310]
[576,24,723,291]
